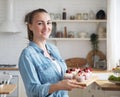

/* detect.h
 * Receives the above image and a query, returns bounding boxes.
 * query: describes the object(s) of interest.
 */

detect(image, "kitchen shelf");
[48,38,106,41]
[52,20,107,23]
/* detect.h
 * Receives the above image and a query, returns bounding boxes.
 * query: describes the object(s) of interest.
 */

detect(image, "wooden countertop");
[0,84,16,94]
[0,67,110,72]
[0,67,119,91]
[0,67,18,71]
[95,80,120,91]
[92,69,112,73]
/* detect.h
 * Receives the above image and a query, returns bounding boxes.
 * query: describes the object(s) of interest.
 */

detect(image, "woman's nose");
[43,23,48,30]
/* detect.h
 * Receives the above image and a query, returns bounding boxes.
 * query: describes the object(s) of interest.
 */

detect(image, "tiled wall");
[0,0,107,64]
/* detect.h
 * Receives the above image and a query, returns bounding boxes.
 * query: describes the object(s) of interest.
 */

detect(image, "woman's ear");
[28,24,33,31]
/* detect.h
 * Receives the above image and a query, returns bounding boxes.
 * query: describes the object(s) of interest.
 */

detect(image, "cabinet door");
[104,91,120,97]
[93,88,105,97]
[68,88,83,97]
[82,83,105,97]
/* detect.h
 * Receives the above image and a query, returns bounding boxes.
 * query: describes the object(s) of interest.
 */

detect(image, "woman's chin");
[42,36,49,40]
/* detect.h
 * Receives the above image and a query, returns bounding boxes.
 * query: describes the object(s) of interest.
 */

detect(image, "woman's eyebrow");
[36,20,52,22]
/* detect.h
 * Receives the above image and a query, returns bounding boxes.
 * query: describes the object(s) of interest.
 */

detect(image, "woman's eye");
[37,21,52,25]
[38,22,43,25]
[47,22,52,25]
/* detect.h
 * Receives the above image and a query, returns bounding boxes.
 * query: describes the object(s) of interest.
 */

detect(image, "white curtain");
[107,0,120,70]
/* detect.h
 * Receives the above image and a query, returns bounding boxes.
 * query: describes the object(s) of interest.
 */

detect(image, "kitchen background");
[0,0,120,97]
[0,0,107,66]
[0,0,120,70]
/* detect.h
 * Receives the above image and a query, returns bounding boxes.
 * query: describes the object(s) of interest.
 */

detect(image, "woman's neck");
[33,39,46,50]
[33,39,52,60]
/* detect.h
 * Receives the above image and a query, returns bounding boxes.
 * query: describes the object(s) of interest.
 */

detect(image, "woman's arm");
[18,50,51,97]
[49,79,85,94]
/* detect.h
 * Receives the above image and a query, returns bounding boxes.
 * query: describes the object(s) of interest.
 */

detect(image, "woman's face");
[29,12,52,41]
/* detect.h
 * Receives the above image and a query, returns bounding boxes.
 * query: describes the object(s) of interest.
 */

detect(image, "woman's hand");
[57,79,85,91]
[49,79,85,94]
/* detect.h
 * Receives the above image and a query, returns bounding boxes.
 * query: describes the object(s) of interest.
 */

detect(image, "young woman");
[18,8,83,97]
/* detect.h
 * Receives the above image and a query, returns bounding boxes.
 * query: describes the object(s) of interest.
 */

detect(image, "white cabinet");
[68,83,105,97]
[68,88,83,97]
[0,70,20,97]
[80,84,105,97]
[0,70,28,97]
[104,91,120,97]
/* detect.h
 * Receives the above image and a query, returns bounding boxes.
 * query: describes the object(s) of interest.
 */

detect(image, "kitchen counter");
[0,84,16,94]
[0,64,18,71]
[0,67,119,91]
[93,70,120,91]
[0,67,18,71]
[95,80,120,91]
[0,67,111,72]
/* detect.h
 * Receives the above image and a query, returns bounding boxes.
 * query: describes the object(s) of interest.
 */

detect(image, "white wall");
[107,0,120,70]
[0,0,107,65]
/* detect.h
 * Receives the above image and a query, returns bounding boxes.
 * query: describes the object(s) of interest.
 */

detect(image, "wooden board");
[74,76,98,87]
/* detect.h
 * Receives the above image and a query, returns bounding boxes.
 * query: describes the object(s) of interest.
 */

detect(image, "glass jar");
[76,13,82,20]
[83,13,88,20]
[89,10,95,20]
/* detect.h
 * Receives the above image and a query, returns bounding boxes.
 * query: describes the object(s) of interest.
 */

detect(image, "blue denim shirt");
[18,42,68,97]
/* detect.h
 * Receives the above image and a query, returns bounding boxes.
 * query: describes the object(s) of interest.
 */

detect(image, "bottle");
[64,26,67,38]
[62,8,67,20]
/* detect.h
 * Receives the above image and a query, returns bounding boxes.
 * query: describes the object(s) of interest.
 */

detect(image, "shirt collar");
[28,41,51,54]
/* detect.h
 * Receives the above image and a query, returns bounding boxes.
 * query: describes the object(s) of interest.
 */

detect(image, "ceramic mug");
[78,32,87,38]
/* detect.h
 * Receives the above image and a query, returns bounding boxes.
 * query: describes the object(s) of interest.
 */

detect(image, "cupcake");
[64,69,74,79]
[76,72,85,82]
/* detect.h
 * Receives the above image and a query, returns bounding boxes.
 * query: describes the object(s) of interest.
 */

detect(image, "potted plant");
[90,33,99,52]
[90,33,99,67]
[87,33,106,69]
